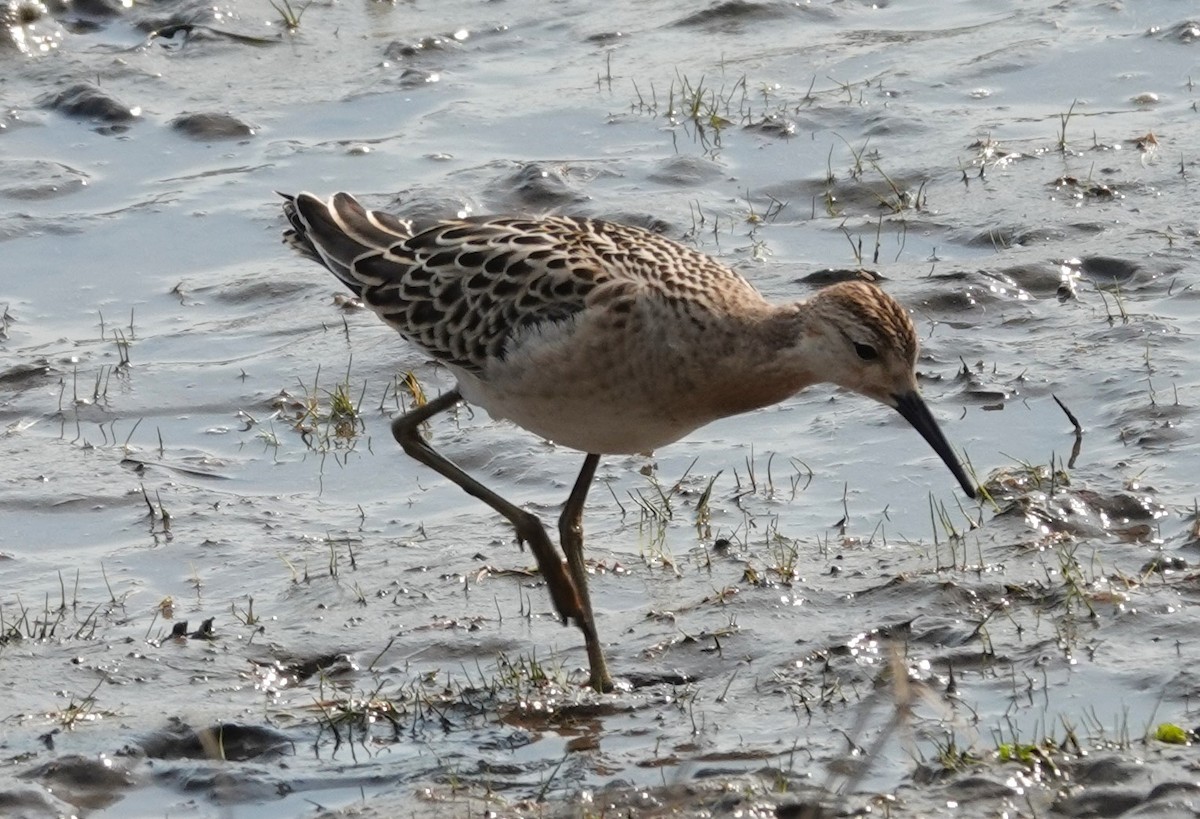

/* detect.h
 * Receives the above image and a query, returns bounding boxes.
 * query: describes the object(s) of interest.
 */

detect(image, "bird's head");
[801,281,976,499]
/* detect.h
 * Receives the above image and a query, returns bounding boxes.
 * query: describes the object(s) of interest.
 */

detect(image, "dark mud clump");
[170,112,257,141]
[21,754,134,810]
[138,719,294,762]
[673,0,788,30]
[39,83,138,126]
[489,162,589,210]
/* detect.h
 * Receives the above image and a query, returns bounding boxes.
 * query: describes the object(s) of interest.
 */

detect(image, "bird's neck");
[690,303,817,420]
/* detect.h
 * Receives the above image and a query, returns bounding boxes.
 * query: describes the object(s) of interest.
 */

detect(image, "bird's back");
[282,192,766,375]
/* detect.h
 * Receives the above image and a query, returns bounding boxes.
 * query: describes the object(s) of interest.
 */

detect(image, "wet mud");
[3,0,1200,816]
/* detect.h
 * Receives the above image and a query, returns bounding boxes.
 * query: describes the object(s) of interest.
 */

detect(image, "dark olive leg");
[558,453,612,692]
[390,388,584,628]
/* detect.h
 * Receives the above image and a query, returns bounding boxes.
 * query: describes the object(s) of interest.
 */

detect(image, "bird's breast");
[444,300,803,454]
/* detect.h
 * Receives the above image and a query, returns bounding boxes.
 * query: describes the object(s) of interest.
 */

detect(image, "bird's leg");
[558,453,612,692]
[390,388,585,628]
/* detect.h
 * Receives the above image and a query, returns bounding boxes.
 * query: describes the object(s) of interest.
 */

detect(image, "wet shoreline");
[4,1,1200,816]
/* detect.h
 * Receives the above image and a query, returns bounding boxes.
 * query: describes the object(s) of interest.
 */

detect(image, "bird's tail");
[280,191,415,296]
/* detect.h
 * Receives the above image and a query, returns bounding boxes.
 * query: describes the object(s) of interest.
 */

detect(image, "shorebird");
[281,191,977,692]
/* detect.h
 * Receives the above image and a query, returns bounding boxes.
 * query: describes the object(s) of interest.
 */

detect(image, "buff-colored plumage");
[281,190,975,691]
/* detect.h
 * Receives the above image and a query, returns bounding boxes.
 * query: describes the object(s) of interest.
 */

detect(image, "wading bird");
[282,191,977,692]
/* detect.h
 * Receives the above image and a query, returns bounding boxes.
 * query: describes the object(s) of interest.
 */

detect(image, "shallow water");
[3,1,1200,816]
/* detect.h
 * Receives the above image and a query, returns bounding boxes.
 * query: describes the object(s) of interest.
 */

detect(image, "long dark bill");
[892,391,977,499]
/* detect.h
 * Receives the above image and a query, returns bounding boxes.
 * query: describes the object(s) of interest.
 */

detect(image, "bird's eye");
[853,342,879,361]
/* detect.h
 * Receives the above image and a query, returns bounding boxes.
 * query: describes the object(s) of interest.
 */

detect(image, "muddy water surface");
[3,1,1200,817]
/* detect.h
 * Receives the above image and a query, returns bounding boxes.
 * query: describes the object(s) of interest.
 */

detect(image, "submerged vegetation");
[275,359,367,449]
[10,273,1186,810]
[3,496,1193,816]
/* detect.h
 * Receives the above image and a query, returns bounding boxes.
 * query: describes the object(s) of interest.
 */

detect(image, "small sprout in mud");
[136,483,173,537]
[56,569,81,614]
[85,364,114,404]
[694,470,720,539]
[284,361,369,450]
[231,596,258,626]
[836,134,871,181]
[1095,282,1129,324]
[928,494,964,567]
[1052,543,1099,619]
[629,77,658,115]
[798,74,818,107]
[987,456,1069,494]
[869,160,926,214]
[828,74,856,103]
[367,636,397,672]
[113,328,131,368]
[839,224,866,268]
[256,425,282,448]
[1154,723,1189,744]
[269,0,311,30]
[678,73,738,131]
[819,144,840,216]
[996,742,1038,765]
[596,49,613,90]
[328,382,358,419]
[2,597,33,643]
[931,732,982,771]
[100,562,121,605]
[1056,98,1079,153]
[494,649,568,693]
[328,381,365,441]
[327,538,340,578]
[401,369,426,409]
[155,489,171,530]
[654,72,753,155]
[763,518,800,582]
[742,189,787,226]
[326,357,366,438]
[120,417,142,455]
[1052,394,1083,437]
[991,726,1066,774]
[278,554,300,584]
[140,484,156,517]
[97,308,135,368]
[52,680,107,730]
[311,680,404,742]
[630,465,703,571]
[630,461,691,522]
[733,445,778,496]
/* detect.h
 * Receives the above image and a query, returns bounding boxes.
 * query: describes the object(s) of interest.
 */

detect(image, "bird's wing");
[283,191,757,373]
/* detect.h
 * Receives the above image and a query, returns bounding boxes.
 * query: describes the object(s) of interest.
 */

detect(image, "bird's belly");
[454,369,698,455]
[467,387,692,454]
